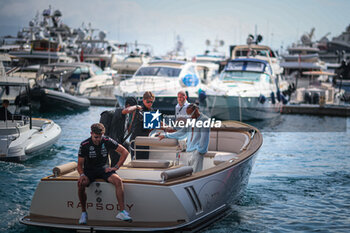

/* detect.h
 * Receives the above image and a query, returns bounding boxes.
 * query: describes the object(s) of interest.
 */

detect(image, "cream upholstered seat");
[134,136,179,147]
[128,159,173,168]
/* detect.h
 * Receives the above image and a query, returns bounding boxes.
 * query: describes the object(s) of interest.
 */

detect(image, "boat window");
[135,67,181,77]
[220,71,261,82]
[226,61,266,73]
[261,73,272,83]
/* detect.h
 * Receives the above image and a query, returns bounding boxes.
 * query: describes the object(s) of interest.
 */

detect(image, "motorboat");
[20,121,262,231]
[230,43,284,77]
[0,76,61,162]
[76,69,116,97]
[200,58,287,121]
[194,51,226,84]
[112,53,151,75]
[111,42,153,75]
[290,71,345,105]
[30,63,97,111]
[114,60,205,114]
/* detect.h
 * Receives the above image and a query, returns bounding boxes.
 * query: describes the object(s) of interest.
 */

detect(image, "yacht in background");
[194,50,226,84]
[111,42,153,76]
[280,28,325,81]
[114,60,204,114]
[200,58,286,121]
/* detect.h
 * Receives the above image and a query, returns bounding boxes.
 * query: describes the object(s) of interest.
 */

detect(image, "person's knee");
[78,179,89,190]
[110,175,122,187]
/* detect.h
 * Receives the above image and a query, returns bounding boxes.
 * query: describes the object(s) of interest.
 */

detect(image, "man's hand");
[78,175,89,188]
[164,127,176,133]
[105,167,116,173]
[158,135,165,140]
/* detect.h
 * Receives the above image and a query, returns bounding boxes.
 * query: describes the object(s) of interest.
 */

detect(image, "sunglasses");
[93,135,102,139]
[146,100,154,104]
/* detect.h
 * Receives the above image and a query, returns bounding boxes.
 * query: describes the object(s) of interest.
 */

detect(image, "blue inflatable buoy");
[258,94,266,104]
[182,74,199,87]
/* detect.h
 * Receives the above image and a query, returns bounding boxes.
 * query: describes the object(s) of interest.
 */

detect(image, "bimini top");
[224,58,272,75]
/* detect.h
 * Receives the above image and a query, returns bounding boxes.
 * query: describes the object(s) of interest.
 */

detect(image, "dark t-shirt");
[130,105,153,140]
[0,107,13,121]
[100,107,127,144]
[78,136,119,171]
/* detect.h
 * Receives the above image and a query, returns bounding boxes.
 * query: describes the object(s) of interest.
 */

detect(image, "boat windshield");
[135,67,181,77]
[226,61,267,72]
[90,64,103,75]
[220,71,270,82]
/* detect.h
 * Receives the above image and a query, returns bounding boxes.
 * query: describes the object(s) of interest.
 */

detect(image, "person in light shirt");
[175,90,190,122]
[158,103,210,173]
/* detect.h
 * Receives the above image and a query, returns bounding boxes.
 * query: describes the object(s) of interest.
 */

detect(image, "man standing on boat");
[175,90,190,122]
[77,123,132,224]
[0,99,13,121]
[100,97,141,166]
[130,91,155,159]
[158,104,210,173]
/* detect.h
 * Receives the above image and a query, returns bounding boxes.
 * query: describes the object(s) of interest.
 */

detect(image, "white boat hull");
[203,94,281,121]
[21,152,257,231]
[20,122,262,231]
[0,118,61,162]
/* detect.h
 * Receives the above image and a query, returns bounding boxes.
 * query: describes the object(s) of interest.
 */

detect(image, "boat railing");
[130,136,183,165]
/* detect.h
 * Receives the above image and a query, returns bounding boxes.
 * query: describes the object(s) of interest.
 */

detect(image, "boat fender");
[258,94,266,104]
[53,162,77,177]
[312,92,320,104]
[180,74,199,87]
[276,89,281,102]
[280,94,288,104]
[270,92,276,104]
[304,92,311,104]
[198,89,206,102]
[161,166,193,181]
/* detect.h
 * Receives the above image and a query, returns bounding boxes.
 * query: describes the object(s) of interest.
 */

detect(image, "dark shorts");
[84,167,115,183]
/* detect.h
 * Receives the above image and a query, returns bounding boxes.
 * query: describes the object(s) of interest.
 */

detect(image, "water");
[1,106,349,233]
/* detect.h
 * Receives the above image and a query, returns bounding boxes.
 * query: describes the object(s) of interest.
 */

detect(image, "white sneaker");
[116,210,132,222]
[79,212,88,224]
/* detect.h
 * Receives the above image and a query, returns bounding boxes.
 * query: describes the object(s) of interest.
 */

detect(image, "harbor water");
[0,106,349,233]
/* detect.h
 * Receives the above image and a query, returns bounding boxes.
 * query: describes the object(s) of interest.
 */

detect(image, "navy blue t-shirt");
[78,136,119,171]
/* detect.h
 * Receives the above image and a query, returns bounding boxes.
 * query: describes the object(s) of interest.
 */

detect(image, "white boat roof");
[0,76,29,86]
[148,60,187,67]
